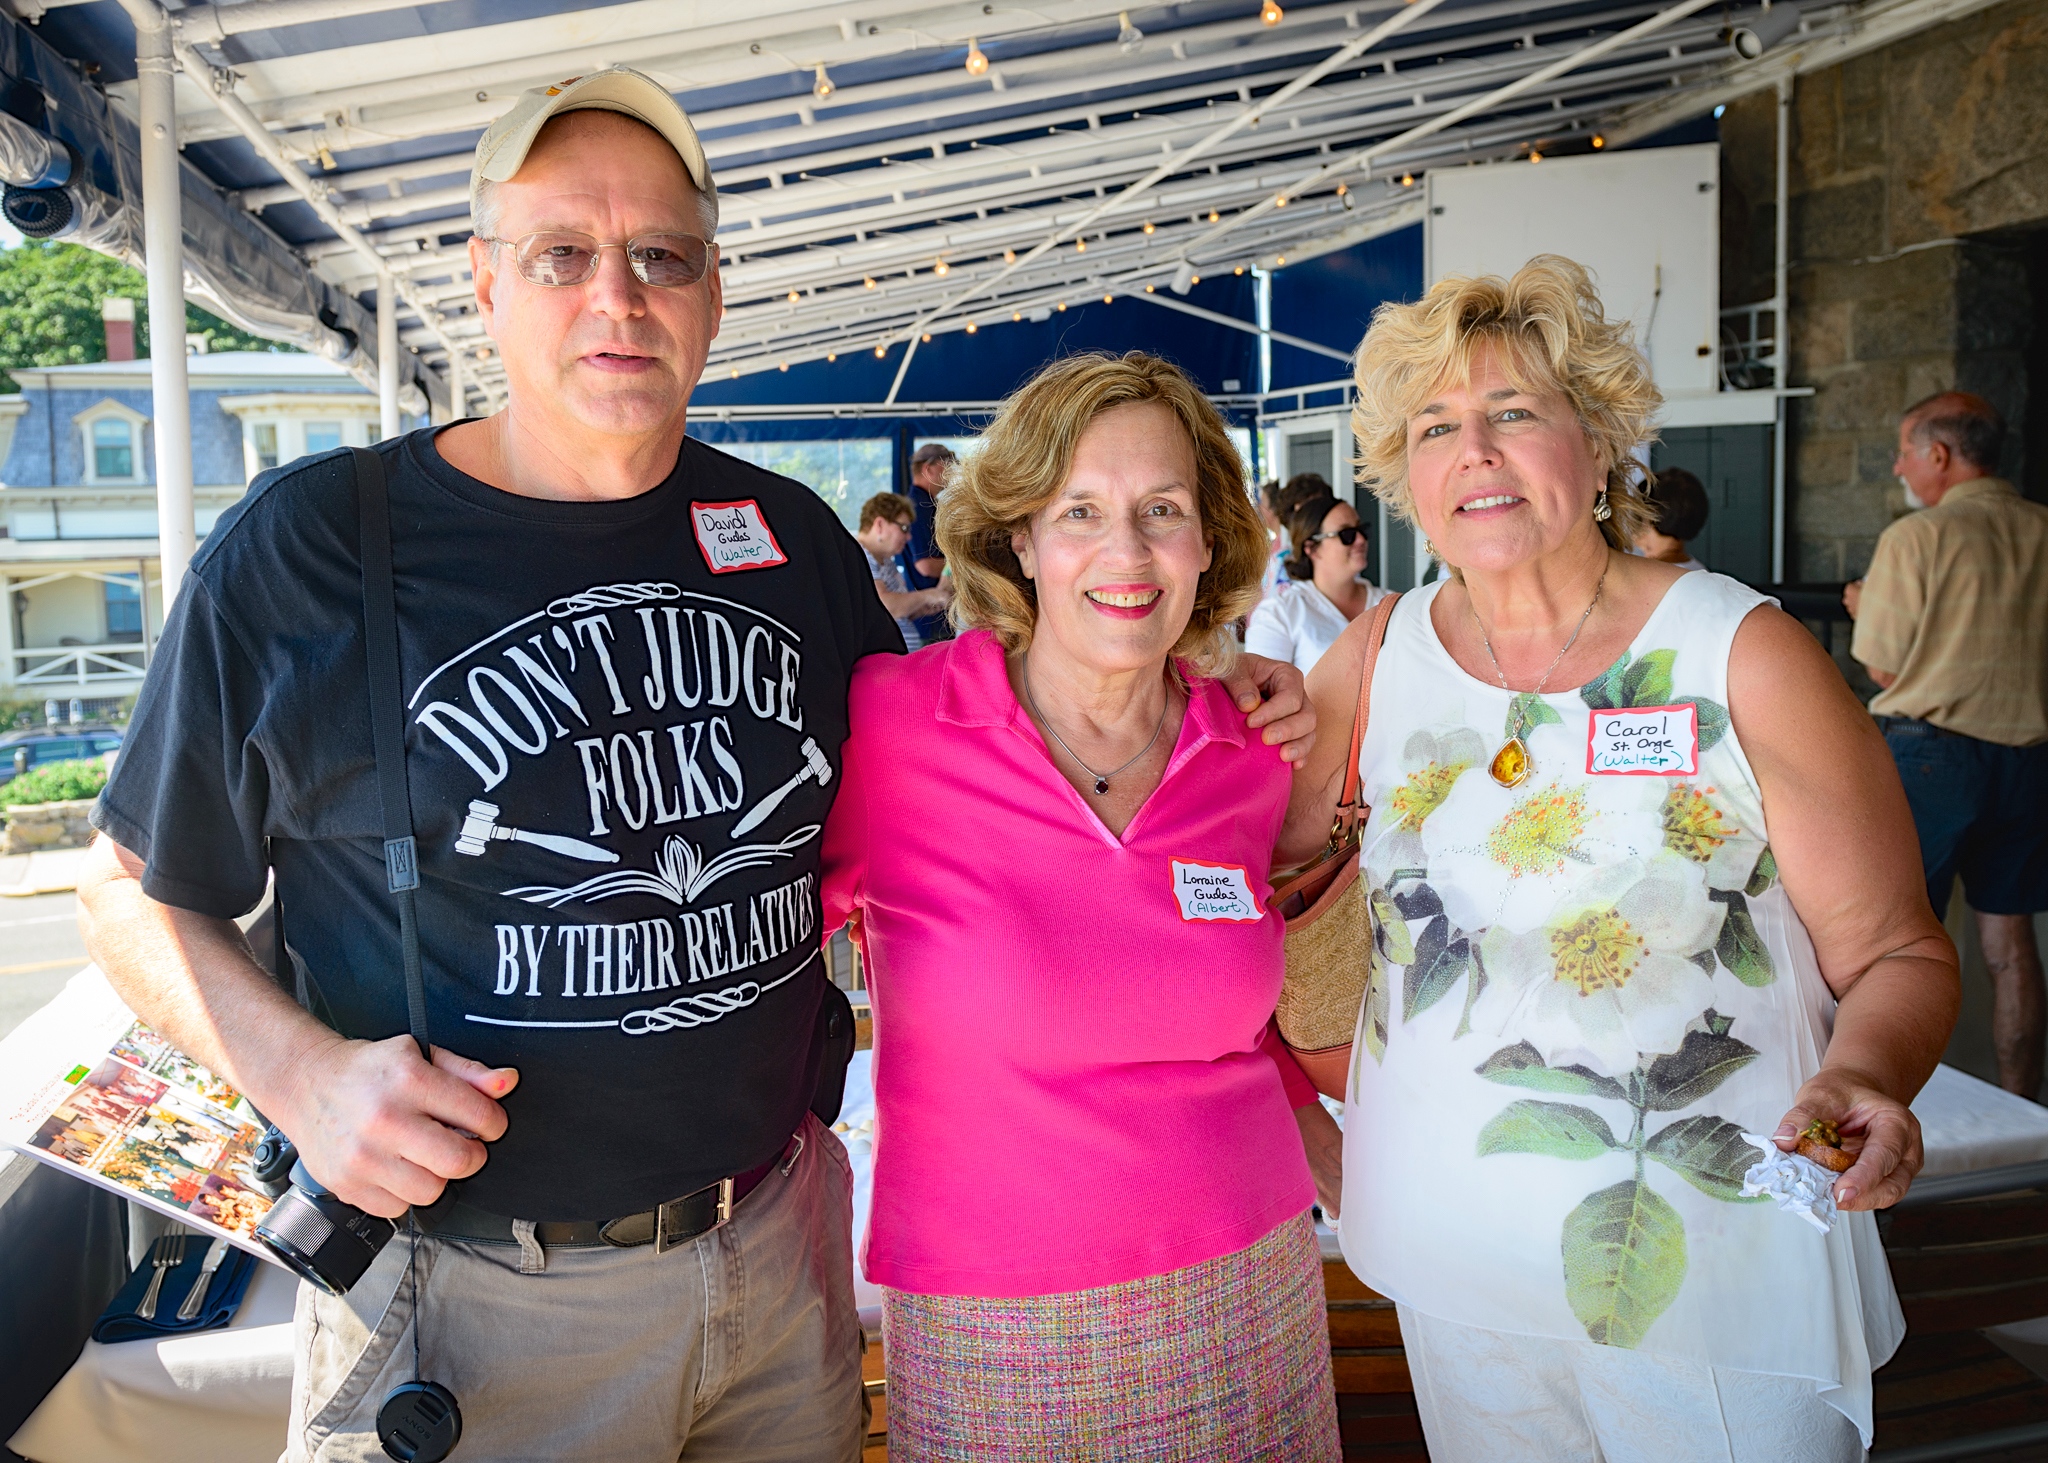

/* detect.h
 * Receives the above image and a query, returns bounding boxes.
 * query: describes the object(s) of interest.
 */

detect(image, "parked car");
[0,727,123,786]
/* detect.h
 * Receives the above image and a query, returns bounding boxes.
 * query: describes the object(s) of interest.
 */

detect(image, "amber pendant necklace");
[1473,563,1608,788]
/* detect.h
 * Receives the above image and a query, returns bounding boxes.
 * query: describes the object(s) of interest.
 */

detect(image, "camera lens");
[254,1163,395,1295]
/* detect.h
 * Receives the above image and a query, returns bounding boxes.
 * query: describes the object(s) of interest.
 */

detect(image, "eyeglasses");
[1308,525,1364,547]
[478,231,714,289]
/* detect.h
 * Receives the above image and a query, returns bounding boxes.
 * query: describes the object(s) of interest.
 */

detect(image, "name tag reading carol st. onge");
[1171,859,1262,923]
[1585,704,1699,776]
[691,498,789,574]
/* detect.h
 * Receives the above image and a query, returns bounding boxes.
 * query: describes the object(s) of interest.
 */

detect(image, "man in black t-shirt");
[79,68,1312,1462]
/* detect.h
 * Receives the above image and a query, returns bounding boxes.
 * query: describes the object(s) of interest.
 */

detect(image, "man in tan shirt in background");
[1847,391,2048,1098]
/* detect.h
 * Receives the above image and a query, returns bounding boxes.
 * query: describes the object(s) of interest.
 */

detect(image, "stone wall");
[1720,0,2048,581]
[2,798,96,855]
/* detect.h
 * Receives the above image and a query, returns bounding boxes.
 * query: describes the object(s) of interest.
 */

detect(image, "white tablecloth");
[13,1056,2045,1463]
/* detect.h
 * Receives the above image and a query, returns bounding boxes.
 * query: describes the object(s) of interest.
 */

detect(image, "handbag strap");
[350,445,432,1062]
[1330,591,1401,851]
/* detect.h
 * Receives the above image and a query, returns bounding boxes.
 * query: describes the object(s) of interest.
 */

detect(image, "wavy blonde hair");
[1351,254,1660,551]
[937,351,1266,677]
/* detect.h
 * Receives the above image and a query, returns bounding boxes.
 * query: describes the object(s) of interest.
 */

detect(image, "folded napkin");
[92,1236,259,1344]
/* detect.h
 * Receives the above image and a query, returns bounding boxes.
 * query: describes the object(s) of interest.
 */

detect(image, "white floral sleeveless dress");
[1337,570,1904,1443]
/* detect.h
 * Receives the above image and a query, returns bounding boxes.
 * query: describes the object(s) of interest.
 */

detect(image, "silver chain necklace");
[1471,561,1608,788]
[1022,661,1170,796]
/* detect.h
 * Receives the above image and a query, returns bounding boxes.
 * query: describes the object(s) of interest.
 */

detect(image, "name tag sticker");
[1171,859,1263,923]
[691,499,788,574]
[1586,704,1699,776]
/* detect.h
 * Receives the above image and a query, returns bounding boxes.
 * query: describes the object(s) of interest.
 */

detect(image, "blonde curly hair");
[937,351,1266,677]
[1350,254,1660,551]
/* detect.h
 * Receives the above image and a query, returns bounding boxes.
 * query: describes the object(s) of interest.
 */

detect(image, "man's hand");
[1223,653,1317,764]
[273,1033,518,1218]
[1842,579,1862,620]
[1294,1101,1343,1219]
[1774,1065,1924,1211]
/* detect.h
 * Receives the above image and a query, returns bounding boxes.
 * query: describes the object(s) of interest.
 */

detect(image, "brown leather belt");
[417,1134,799,1254]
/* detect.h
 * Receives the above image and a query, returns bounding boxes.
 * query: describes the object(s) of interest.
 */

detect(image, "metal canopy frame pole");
[377,273,400,439]
[124,0,196,609]
[1771,75,1791,584]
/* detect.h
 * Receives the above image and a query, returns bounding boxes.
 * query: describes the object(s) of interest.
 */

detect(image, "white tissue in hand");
[1739,1133,1839,1234]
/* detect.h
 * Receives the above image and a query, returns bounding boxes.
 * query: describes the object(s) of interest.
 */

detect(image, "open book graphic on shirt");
[0,968,278,1261]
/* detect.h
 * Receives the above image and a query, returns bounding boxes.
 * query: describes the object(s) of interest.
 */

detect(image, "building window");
[93,418,134,479]
[104,575,143,643]
[304,422,342,455]
[253,423,278,471]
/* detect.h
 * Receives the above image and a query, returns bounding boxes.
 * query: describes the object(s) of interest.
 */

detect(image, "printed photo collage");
[26,1020,272,1239]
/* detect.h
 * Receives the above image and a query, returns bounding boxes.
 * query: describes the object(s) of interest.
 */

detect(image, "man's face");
[914,457,951,493]
[471,111,723,440]
[1892,417,1945,508]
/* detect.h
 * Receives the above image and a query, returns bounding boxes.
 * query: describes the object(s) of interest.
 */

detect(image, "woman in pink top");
[823,353,1342,1460]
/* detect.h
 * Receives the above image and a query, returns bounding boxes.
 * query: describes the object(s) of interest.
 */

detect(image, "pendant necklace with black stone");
[1473,562,1607,788]
[1024,664,1170,796]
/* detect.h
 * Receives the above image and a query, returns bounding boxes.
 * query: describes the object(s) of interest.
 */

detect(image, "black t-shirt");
[95,430,902,1219]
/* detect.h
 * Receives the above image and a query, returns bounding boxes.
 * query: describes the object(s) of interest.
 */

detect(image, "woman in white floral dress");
[1278,256,1960,1462]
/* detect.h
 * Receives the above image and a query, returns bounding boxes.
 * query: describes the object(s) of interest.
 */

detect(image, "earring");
[1423,538,1440,561]
[1593,487,1613,523]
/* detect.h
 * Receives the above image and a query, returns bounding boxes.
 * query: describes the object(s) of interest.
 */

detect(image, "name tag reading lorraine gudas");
[1585,704,1700,776]
[1171,859,1263,923]
[691,498,789,574]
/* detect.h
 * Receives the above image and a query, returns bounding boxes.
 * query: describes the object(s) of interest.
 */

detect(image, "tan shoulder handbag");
[1270,591,1400,1100]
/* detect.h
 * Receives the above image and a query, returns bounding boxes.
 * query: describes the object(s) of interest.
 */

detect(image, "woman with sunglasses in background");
[1243,494,1389,673]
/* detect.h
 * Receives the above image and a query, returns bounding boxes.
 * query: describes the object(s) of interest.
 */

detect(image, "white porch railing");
[11,643,148,687]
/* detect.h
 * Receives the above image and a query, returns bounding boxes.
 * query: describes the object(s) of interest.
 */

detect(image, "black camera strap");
[351,445,430,1062]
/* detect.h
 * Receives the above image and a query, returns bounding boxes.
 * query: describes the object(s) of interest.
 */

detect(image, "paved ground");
[0,886,86,1041]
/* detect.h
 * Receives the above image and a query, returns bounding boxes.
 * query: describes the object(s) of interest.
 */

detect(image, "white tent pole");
[377,272,400,439]
[122,0,196,609]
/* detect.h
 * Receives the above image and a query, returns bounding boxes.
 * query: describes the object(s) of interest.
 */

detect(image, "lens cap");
[377,1379,462,1462]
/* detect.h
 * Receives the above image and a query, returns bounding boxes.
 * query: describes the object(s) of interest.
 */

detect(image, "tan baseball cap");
[470,67,714,225]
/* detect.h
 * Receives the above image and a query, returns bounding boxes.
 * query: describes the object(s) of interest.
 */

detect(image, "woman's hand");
[1222,654,1317,764]
[1774,1065,1925,1211]
[1294,1101,1344,1219]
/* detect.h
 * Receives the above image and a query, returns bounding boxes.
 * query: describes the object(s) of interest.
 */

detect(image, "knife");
[176,1238,230,1321]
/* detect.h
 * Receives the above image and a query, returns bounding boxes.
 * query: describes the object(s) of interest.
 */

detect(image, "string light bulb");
[965,38,989,75]
[826,352,837,362]
[1529,149,1543,163]
[1335,182,1348,196]
[778,361,788,372]
[965,321,977,333]
[1075,237,1086,253]
[786,289,800,303]
[1591,134,1606,149]
[1003,248,1016,263]
[1275,254,1287,265]
[934,259,950,275]
[729,367,739,378]
[812,64,835,101]
[1012,310,1021,321]
[921,332,932,342]
[1399,173,1414,187]
[1190,274,1200,284]
[1117,11,1145,50]
[1234,265,1244,275]
[1208,209,1220,222]
[1056,302,1066,312]
[1103,292,1113,304]
[1261,0,1283,24]
[863,276,877,289]
[1145,284,1155,293]
[874,344,886,357]
[1142,220,1155,234]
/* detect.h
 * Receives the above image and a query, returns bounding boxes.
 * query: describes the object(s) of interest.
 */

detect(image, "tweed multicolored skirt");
[881,1212,1340,1462]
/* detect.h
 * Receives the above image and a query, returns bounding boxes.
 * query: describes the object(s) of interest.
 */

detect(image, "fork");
[136,1233,187,1321]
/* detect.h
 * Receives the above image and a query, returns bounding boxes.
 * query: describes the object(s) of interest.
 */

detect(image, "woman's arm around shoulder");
[1727,603,1961,1210]
[1274,606,1378,870]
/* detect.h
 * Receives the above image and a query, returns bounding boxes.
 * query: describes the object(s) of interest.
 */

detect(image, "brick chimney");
[102,296,135,361]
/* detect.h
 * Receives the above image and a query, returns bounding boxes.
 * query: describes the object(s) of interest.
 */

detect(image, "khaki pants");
[283,1113,866,1463]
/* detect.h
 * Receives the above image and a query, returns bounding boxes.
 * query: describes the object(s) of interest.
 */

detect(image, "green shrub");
[0,758,108,807]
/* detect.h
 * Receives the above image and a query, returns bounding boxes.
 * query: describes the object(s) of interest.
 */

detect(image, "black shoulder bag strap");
[351,445,432,1061]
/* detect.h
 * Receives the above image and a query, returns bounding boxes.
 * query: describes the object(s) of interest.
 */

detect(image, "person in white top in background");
[1245,492,1390,672]
[1255,478,1293,603]
[1632,464,1710,573]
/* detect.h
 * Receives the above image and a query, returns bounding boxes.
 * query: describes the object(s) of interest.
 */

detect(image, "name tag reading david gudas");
[1586,704,1700,777]
[691,498,788,574]
[1171,859,1263,923]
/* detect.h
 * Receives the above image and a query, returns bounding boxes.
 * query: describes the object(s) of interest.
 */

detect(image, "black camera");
[251,1130,395,1296]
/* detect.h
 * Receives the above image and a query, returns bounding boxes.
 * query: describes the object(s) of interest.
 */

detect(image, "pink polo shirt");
[822,629,1317,1298]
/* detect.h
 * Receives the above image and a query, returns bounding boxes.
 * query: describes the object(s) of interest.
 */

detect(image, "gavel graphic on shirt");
[454,800,619,863]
